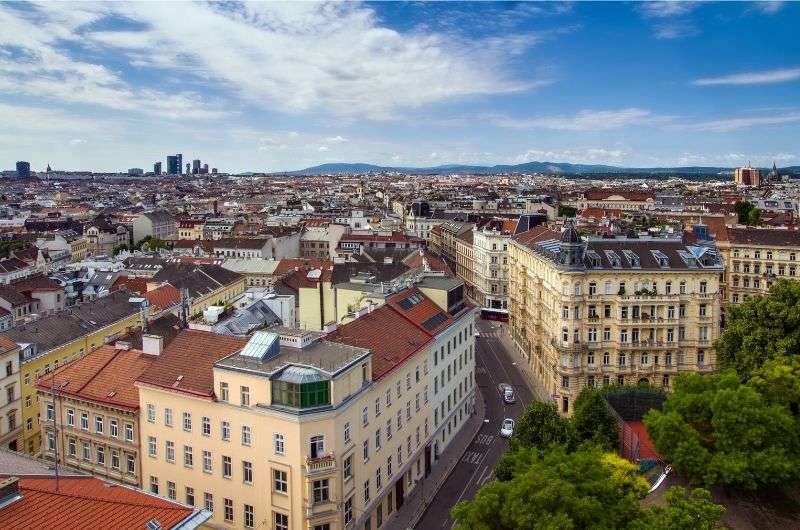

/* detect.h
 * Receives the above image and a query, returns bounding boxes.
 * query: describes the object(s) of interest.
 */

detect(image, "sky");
[1,1,799,173]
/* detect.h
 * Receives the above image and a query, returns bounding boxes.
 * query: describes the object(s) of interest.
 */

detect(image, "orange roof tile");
[0,476,196,530]
[143,284,181,310]
[136,330,247,398]
[111,275,148,295]
[0,335,18,353]
[36,345,156,411]
[274,258,333,276]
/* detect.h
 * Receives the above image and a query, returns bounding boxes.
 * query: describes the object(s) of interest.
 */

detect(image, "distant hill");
[278,161,750,176]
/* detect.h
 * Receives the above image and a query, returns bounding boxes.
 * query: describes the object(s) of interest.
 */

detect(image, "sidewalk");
[383,389,487,530]
[495,324,549,401]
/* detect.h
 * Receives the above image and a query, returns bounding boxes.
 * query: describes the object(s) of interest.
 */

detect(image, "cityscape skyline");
[1,1,799,172]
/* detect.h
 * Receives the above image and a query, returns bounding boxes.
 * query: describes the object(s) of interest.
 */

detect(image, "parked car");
[500,418,515,438]
[503,386,515,404]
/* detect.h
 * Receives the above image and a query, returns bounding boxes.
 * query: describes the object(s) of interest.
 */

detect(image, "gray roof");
[6,289,142,357]
[212,299,281,336]
[0,449,86,477]
[153,264,242,298]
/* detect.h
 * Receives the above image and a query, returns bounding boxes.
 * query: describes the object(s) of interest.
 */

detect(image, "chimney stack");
[141,334,164,356]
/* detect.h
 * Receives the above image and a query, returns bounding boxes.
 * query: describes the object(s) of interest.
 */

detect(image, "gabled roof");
[152,264,242,298]
[0,476,203,530]
[36,345,156,411]
[136,330,248,398]
[143,284,181,311]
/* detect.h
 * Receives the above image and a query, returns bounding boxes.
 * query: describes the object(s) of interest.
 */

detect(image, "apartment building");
[133,210,178,245]
[472,219,517,310]
[455,230,476,301]
[5,290,145,454]
[136,284,476,530]
[713,226,800,304]
[150,263,246,316]
[0,337,21,451]
[36,340,167,487]
[509,224,723,415]
[575,188,655,212]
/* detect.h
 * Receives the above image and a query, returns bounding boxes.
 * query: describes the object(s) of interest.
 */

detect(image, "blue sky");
[1,1,799,172]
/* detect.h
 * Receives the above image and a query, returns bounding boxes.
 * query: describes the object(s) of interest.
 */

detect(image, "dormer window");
[604,250,622,268]
[651,250,669,268]
[622,250,640,268]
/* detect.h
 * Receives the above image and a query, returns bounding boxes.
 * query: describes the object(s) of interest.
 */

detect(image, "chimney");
[142,334,164,356]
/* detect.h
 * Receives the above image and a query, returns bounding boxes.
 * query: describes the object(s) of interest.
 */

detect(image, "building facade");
[472,219,516,310]
[0,336,21,450]
[509,225,723,415]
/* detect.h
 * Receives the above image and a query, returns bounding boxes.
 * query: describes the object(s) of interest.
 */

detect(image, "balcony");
[304,454,337,477]
[305,499,338,519]
[549,338,586,353]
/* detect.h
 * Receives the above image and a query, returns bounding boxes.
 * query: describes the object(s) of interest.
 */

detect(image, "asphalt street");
[414,319,540,529]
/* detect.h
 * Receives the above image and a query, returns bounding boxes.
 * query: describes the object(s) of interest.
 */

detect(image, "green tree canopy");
[746,207,761,226]
[644,371,800,490]
[641,487,725,530]
[511,401,574,451]
[572,388,619,451]
[452,446,649,530]
[558,204,578,218]
[715,279,800,380]
[733,200,754,224]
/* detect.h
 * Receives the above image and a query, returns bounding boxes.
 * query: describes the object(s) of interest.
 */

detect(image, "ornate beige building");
[509,224,723,414]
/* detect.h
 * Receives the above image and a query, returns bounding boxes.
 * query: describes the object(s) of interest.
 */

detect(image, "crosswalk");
[477,328,505,340]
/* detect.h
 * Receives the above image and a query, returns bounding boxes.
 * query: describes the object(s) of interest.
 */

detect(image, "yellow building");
[713,225,800,304]
[509,224,723,414]
[149,263,247,317]
[137,284,476,529]
[455,230,476,301]
[6,290,144,454]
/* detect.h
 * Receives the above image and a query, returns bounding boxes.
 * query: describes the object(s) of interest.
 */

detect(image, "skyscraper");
[185,162,190,174]
[201,163,209,174]
[192,159,201,174]
[154,161,162,175]
[176,153,183,175]
[15,161,30,179]
[166,155,179,174]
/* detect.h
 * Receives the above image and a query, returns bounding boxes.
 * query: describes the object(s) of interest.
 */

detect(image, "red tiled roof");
[0,335,18,353]
[274,258,333,276]
[11,274,62,292]
[386,287,455,335]
[36,345,156,410]
[340,232,423,243]
[512,225,560,249]
[136,330,248,398]
[143,284,181,310]
[0,476,196,530]
[111,275,148,295]
[327,304,432,380]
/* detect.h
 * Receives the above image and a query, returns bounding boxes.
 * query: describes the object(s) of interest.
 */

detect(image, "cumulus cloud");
[514,148,626,164]
[638,2,698,18]
[326,135,349,143]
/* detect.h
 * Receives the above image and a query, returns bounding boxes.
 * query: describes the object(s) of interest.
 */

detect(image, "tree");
[511,401,574,450]
[746,207,761,226]
[572,388,619,450]
[558,204,578,218]
[715,279,800,380]
[644,371,800,490]
[642,487,725,530]
[112,243,129,256]
[452,446,649,530]
[733,200,754,224]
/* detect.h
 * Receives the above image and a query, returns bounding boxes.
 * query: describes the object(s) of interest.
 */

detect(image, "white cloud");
[683,112,800,132]
[653,22,698,40]
[391,154,401,162]
[514,148,626,164]
[10,1,539,120]
[692,67,800,86]
[495,108,663,131]
[318,146,329,152]
[754,1,784,14]
[639,2,698,18]
[68,138,86,146]
[326,135,348,143]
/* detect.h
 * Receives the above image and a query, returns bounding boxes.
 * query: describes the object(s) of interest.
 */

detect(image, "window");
[224,498,234,522]
[364,479,371,503]
[344,454,353,481]
[240,386,250,406]
[66,408,74,426]
[222,421,230,441]
[242,425,252,446]
[186,487,195,506]
[344,497,354,526]
[313,478,329,503]
[147,404,155,422]
[164,408,173,427]
[203,450,212,472]
[148,436,157,457]
[387,455,393,476]
[344,421,352,445]
[375,428,382,450]
[274,433,285,455]
[184,445,193,467]
[310,435,325,458]
[204,492,213,512]
[202,416,211,436]
[362,406,369,427]
[220,382,229,402]
[167,481,176,500]
[80,412,89,430]
[150,476,159,495]
[166,440,175,462]
[124,423,134,443]
[95,416,103,434]
[244,504,254,528]
[275,512,289,530]
[269,468,288,493]
[243,461,253,484]
[109,419,118,438]
[182,412,192,431]
[223,455,232,478]
[111,450,119,469]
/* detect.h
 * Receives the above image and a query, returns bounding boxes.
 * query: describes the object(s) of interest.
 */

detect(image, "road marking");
[475,434,494,445]
[461,451,482,464]
[478,469,493,487]
[474,465,488,485]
